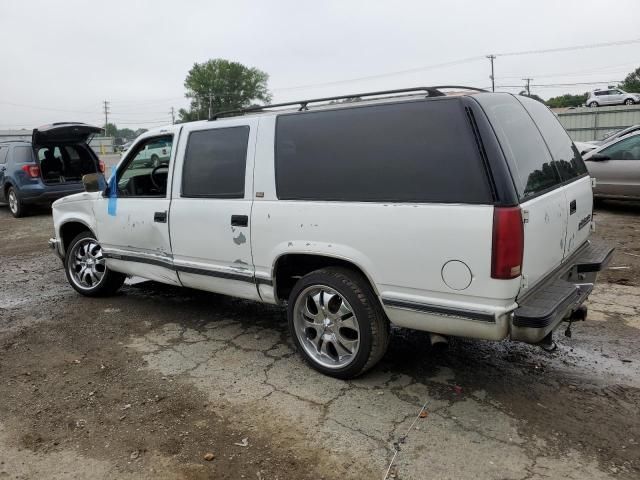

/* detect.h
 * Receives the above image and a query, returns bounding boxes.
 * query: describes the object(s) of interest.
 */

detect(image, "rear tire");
[7,186,26,218]
[287,267,390,379]
[64,231,126,297]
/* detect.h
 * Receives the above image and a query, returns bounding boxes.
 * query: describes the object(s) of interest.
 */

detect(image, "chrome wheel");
[8,190,18,215]
[293,285,360,369]
[68,238,106,290]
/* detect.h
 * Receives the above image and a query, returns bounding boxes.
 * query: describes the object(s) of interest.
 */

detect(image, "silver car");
[586,88,639,107]
[583,131,640,200]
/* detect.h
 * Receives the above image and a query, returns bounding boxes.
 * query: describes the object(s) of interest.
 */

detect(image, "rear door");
[169,119,259,301]
[477,94,571,291]
[518,96,592,258]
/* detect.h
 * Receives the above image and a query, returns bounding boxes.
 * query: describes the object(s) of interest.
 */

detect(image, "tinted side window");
[275,100,492,203]
[517,96,588,181]
[0,146,7,164]
[478,94,560,199]
[182,127,249,198]
[12,146,35,164]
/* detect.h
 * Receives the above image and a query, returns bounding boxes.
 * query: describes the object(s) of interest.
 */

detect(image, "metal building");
[554,105,640,142]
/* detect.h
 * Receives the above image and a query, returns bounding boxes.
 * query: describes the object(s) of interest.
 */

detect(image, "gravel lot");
[0,200,639,479]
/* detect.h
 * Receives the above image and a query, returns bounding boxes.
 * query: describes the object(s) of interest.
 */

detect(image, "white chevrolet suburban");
[49,87,613,379]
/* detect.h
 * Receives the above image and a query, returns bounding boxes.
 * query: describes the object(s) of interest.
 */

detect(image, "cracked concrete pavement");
[1,201,639,479]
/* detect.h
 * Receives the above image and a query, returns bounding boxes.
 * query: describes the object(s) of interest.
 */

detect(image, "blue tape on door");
[107,174,118,216]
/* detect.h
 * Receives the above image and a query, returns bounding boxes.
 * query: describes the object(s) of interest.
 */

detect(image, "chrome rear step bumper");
[511,240,614,343]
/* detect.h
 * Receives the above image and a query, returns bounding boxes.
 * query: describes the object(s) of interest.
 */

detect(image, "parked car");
[586,124,640,146]
[129,138,171,168]
[48,87,612,379]
[583,131,640,200]
[586,88,640,107]
[0,123,104,217]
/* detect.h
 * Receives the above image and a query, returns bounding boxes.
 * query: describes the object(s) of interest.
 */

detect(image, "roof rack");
[209,85,487,120]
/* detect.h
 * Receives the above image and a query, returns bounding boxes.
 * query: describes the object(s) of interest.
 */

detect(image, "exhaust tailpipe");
[429,333,449,350]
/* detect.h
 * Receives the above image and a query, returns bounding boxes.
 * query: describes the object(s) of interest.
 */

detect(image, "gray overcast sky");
[1,0,639,130]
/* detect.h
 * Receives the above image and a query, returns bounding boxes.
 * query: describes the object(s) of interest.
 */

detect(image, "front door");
[169,120,259,300]
[94,129,181,285]
[588,134,640,198]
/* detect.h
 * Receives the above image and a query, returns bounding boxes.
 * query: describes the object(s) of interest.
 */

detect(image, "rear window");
[517,96,588,182]
[12,146,35,164]
[275,99,493,203]
[478,94,560,199]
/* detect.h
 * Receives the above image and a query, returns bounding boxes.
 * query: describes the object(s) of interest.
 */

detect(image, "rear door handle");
[569,200,577,215]
[154,211,167,223]
[231,214,248,227]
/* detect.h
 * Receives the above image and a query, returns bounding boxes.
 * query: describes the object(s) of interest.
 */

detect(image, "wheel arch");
[60,220,95,255]
[272,252,380,304]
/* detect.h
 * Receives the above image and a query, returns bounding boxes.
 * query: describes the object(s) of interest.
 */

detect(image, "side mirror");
[588,153,611,162]
[82,173,105,192]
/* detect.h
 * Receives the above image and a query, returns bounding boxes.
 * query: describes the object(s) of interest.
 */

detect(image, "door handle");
[569,200,577,215]
[154,211,167,223]
[231,214,248,227]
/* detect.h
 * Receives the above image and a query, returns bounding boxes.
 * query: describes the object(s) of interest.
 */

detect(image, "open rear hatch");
[32,123,103,185]
[33,123,102,145]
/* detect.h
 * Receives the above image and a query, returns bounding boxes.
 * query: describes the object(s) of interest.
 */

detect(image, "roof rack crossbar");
[209,85,487,120]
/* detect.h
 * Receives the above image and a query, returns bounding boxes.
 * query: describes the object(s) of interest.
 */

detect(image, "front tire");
[7,186,26,218]
[288,267,390,379]
[589,101,598,107]
[64,231,125,297]
[624,99,634,106]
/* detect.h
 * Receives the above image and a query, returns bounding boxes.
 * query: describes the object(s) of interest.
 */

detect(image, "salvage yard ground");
[0,201,639,479]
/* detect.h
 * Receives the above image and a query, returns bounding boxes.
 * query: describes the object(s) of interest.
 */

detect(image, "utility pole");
[102,100,110,131]
[170,107,175,124]
[523,78,533,96]
[207,90,214,120]
[486,55,496,92]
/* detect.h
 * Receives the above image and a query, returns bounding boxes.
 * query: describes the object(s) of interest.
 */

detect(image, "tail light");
[21,164,40,178]
[98,160,106,173]
[491,207,524,279]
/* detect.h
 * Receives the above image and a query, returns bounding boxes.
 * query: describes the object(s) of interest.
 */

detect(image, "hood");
[33,122,103,145]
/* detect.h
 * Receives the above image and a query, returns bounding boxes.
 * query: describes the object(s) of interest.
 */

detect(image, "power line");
[495,37,640,57]
[495,80,622,88]
[0,100,96,114]
[271,56,485,92]
[271,37,640,93]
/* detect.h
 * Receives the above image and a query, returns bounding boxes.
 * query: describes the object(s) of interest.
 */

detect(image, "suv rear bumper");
[510,240,614,343]
[19,183,84,205]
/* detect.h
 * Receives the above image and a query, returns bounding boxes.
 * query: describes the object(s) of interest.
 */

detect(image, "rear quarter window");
[517,96,588,182]
[12,146,35,164]
[477,94,560,200]
[275,99,493,203]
